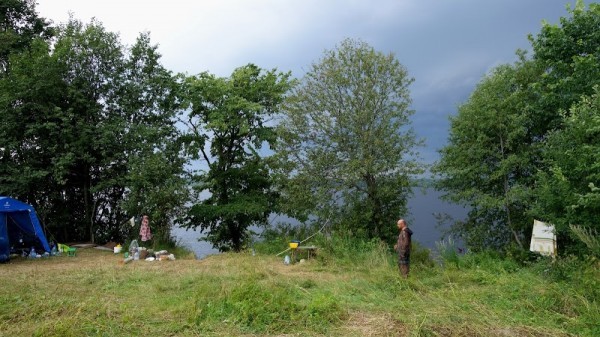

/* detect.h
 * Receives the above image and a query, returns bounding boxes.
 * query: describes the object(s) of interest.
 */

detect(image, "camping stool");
[67,247,76,257]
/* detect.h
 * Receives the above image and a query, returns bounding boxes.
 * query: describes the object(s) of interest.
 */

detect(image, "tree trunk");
[84,169,94,244]
[499,134,522,248]
[365,173,383,239]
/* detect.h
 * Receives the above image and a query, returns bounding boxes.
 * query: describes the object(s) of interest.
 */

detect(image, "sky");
[36,0,583,168]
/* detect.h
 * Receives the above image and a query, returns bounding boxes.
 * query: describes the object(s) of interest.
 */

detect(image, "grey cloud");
[37,0,585,166]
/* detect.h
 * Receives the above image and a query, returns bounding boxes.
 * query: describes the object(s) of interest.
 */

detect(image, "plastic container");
[28,247,36,259]
[129,239,139,257]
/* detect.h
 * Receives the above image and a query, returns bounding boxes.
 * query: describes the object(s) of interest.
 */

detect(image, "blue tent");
[0,196,51,262]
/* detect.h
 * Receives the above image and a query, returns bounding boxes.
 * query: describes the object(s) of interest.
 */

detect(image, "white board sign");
[530,219,557,257]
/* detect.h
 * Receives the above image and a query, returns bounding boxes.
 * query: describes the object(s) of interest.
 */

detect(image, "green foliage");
[529,0,600,124]
[434,59,537,250]
[312,231,393,268]
[275,38,424,243]
[532,88,600,254]
[253,221,315,255]
[181,64,292,252]
[434,60,539,251]
[409,241,435,268]
[458,249,518,273]
[120,150,189,246]
[0,0,53,73]
[435,2,600,255]
[0,17,184,244]
[505,244,546,266]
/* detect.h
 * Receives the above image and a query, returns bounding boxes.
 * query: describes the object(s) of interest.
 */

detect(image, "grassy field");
[0,245,598,337]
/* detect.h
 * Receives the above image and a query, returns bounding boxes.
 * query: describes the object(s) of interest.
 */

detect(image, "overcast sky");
[36,0,582,168]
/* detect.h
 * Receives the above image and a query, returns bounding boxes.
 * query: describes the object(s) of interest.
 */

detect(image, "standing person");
[394,219,413,278]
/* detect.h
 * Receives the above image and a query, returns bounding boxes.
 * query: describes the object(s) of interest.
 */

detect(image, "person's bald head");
[397,219,406,229]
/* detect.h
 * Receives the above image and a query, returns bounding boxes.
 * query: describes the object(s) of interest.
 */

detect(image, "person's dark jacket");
[396,227,413,264]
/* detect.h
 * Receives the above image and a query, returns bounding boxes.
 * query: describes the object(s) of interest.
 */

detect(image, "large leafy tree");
[180,64,292,252]
[50,18,130,242]
[0,17,184,244]
[0,0,52,73]
[435,1,600,253]
[533,88,600,254]
[529,0,600,131]
[117,33,188,244]
[275,38,423,242]
[433,59,541,251]
[0,38,66,227]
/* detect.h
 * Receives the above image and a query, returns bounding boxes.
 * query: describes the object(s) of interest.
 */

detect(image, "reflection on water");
[171,187,468,259]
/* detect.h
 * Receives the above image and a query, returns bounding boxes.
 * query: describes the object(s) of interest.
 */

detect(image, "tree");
[0,17,184,244]
[180,64,292,252]
[120,149,190,245]
[528,0,600,132]
[51,20,184,243]
[275,38,423,242]
[433,59,541,251]
[532,87,600,254]
[0,0,52,73]
[0,37,67,229]
[435,1,600,253]
[118,33,189,245]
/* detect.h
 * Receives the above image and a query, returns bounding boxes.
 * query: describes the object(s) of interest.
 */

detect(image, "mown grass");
[0,243,598,337]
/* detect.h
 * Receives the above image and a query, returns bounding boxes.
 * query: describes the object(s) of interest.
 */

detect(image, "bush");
[505,244,546,266]
[411,241,435,268]
[257,225,435,269]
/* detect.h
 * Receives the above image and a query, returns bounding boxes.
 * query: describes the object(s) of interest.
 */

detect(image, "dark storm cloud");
[38,0,584,167]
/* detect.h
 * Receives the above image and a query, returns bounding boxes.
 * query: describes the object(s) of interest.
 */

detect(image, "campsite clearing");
[0,247,598,336]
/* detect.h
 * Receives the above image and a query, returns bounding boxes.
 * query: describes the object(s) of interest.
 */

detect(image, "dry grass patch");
[338,311,408,337]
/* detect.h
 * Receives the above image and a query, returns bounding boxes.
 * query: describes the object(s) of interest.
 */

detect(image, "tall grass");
[1,239,598,336]
[435,236,461,268]
[571,224,600,258]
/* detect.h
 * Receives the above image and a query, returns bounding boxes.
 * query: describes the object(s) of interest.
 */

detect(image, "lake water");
[406,187,468,249]
[171,187,468,259]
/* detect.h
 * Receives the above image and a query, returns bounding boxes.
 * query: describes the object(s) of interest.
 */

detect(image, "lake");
[171,187,468,259]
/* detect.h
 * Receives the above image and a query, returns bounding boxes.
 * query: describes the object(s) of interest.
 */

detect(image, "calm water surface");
[171,187,468,259]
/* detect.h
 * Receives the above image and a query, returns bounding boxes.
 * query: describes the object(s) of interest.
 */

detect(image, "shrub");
[411,241,435,268]
[505,244,546,266]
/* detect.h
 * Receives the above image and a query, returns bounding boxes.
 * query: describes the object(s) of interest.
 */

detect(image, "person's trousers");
[399,263,409,278]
